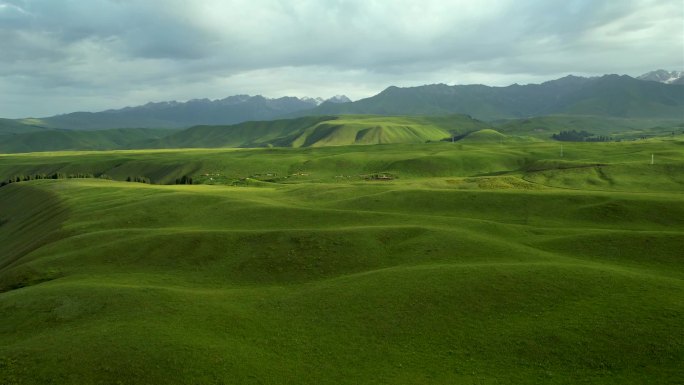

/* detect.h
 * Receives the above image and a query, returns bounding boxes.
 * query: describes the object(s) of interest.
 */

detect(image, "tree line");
[1,172,195,188]
[552,130,612,142]
[0,172,106,187]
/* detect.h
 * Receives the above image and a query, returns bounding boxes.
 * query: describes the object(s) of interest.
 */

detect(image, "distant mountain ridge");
[35,95,352,130]
[302,74,684,121]
[7,71,684,130]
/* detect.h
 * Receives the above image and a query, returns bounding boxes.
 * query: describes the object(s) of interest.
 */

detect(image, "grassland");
[0,119,52,135]
[0,128,177,154]
[152,114,492,149]
[494,115,684,141]
[1,138,683,384]
[0,114,492,154]
[2,114,681,154]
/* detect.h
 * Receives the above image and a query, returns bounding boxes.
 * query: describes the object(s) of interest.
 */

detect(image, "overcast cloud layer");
[1,0,682,118]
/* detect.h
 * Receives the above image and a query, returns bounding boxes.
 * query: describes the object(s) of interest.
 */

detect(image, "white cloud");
[0,0,682,117]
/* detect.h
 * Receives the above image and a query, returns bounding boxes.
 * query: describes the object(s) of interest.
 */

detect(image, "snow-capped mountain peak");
[637,69,684,85]
[300,97,325,105]
[325,95,352,104]
[300,95,351,106]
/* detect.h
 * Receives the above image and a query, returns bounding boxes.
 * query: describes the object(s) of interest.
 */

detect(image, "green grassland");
[152,114,492,149]
[1,138,683,384]
[0,116,178,154]
[495,115,684,140]
[2,114,682,154]
[0,118,52,135]
[0,114,491,154]
[0,128,177,154]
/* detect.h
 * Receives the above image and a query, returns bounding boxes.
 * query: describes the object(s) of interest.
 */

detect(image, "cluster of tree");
[584,135,613,142]
[0,172,110,187]
[126,176,151,184]
[1,172,196,188]
[175,175,193,185]
[125,175,195,184]
[552,130,611,142]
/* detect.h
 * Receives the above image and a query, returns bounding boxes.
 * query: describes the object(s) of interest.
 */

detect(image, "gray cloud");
[0,0,682,117]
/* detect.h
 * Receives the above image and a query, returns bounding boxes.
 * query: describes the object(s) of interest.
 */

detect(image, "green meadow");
[1,137,683,384]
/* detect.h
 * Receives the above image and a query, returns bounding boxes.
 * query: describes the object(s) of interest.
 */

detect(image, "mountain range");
[304,74,683,121]
[26,95,351,130]
[4,71,683,131]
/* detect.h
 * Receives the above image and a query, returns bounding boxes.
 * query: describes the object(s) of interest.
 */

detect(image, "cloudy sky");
[1,0,682,118]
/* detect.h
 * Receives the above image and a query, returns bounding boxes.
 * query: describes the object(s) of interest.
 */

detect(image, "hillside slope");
[153,114,491,148]
[495,115,684,140]
[4,113,681,154]
[458,128,508,143]
[0,128,176,154]
[1,140,682,384]
[2,137,683,190]
[0,118,53,135]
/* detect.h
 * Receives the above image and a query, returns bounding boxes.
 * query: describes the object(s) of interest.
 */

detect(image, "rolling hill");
[494,115,684,140]
[0,118,52,135]
[151,114,492,149]
[457,128,508,143]
[0,128,177,154]
[2,113,682,154]
[0,139,683,384]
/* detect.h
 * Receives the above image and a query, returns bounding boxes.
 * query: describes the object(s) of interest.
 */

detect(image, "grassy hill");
[2,137,684,189]
[3,114,681,154]
[1,139,683,384]
[0,118,52,135]
[495,115,684,140]
[457,128,509,143]
[0,128,177,154]
[154,114,491,148]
